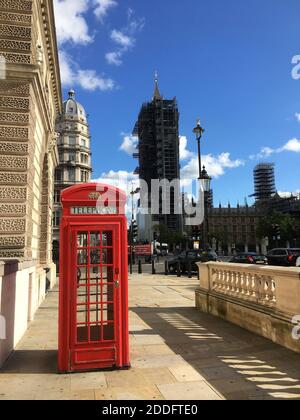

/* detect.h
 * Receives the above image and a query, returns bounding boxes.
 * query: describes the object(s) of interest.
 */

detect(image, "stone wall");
[0,0,61,367]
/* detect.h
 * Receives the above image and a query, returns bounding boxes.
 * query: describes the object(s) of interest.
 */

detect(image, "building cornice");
[40,0,62,116]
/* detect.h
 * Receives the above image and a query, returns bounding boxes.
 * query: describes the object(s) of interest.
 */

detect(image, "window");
[55,169,62,181]
[69,169,75,182]
[81,153,88,164]
[81,170,89,183]
[69,153,76,162]
[69,136,76,146]
[54,190,61,203]
[52,211,61,227]
[81,138,86,148]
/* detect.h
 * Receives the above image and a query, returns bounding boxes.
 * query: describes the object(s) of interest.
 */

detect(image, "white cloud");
[111,29,134,48]
[53,0,92,45]
[251,138,300,159]
[105,9,144,66]
[59,50,75,85]
[77,69,115,91]
[295,113,300,122]
[119,134,138,155]
[278,190,300,198]
[181,153,244,182]
[93,0,117,20]
[105,51,123,66]
[282,138,300,153]
[179,136,194,161]
[59,50,115,91]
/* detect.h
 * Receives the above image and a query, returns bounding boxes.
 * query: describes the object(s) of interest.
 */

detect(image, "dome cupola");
[62,89,87,123]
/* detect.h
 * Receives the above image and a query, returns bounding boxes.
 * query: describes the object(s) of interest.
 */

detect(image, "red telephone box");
[58,183,130,373]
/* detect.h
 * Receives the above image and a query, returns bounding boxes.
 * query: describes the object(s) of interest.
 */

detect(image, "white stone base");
[0,261,57,368]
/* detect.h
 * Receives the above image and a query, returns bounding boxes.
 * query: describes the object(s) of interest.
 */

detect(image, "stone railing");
[196,262,300,352]
[210,265,276,307]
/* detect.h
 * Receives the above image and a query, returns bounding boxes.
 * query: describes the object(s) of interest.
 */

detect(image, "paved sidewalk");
[1,274,300,400]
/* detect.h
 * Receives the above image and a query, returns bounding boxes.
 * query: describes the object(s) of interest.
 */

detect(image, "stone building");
[207,204,264,256]
[0,0,61,367]
[53,90,92,249]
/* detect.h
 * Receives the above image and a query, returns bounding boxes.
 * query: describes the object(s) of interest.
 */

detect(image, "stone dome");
[62,89,87,122]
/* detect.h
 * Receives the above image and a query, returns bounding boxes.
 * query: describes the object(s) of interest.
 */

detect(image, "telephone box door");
[70,224,121,371]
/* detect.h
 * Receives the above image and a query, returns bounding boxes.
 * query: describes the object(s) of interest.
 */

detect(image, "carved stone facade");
[0,0,61,367]
[0,0,61,262]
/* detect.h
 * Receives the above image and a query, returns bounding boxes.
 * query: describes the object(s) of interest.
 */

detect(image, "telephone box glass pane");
[77,327,89,343]
[90,325,101,342]
[77,266,88,287]
[103,324,114,341]
[90,232,101,247]
[77,250,87,265]
[102,232,113,247]
[89,284,101,303]
[77,232,88,247]
[102,249,113,265]
[89,266,101,283]
[102,266,114,283]
[90,249,101,265]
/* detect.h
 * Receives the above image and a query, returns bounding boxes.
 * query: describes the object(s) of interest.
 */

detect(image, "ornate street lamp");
[192,119,212,251]
[193,119,205,180]
[200,165,212,193]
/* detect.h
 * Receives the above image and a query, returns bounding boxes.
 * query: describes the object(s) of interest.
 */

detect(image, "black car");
[267,248,300,267]
[230,252,268,265]
[168,249,219,273]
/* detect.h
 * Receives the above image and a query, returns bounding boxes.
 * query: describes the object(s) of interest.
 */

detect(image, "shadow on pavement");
[0,350,58,374]
[131,306,300,400]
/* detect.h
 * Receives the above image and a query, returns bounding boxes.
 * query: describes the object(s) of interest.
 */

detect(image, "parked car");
[230,252,268,265]
[168,249,219,273]
[267,248,300,267]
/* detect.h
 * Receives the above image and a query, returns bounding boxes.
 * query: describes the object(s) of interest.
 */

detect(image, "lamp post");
[193,119,205,180]
[192,119,211,250]
[130,185,140,275]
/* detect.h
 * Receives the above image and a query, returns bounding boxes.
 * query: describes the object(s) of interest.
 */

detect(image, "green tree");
[257,211,300,246]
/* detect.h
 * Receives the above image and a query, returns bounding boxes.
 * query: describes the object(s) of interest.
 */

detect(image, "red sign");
[134,244,152,256]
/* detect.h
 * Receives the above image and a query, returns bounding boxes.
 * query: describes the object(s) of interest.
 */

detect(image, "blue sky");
[54,0,300,206]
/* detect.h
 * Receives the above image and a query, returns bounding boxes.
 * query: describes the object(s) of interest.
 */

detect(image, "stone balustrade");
[196,262,300,353]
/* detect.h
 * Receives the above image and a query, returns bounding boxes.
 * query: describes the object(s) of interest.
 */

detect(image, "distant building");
[133,77,182,241]
[184,160,300,255]
[251,162,300,218]
[207,204,264,255]
[252,163,276,201]
[53,90,92,245]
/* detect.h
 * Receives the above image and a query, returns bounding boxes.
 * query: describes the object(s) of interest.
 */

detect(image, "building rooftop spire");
[153,71,162,101]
